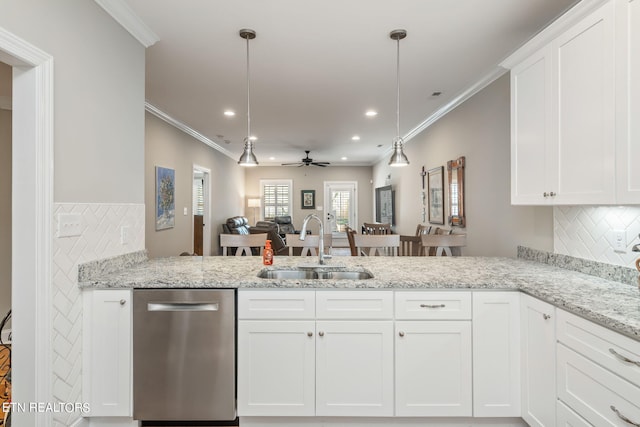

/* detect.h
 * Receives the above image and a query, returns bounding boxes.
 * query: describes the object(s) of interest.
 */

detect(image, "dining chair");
[354,234,400,256]
[220,233,267,256]
[286,233,333,256]
[420,233,467,256]
[399,235,423,256]
[415,224,432,236]
[362,222,392,235]
[345,226,358,256]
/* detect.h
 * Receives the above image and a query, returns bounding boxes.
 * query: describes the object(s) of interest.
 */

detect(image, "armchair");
[274,216,296,236]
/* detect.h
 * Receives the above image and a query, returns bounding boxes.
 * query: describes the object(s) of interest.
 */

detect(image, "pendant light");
[238,28,259,167]
[388,29,409,167]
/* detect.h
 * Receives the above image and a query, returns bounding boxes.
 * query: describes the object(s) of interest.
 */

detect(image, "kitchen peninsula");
[79,248,640,427]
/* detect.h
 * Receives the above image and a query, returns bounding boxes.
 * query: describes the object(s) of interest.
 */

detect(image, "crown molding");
[500,0,610,69]
[94,0,159,48]
[0,96,10,110]
[145,102,237,160]
[376,65,508,166]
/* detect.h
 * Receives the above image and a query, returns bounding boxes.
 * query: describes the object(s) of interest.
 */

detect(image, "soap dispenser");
[263,240,274,265]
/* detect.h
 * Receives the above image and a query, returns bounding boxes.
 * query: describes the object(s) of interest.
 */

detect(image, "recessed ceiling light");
[365,110,378,117]
[341,157,348,161]
[351,135,360,141]
[249,135,257,141]
[269,156,275,160]
[224,110,235,117]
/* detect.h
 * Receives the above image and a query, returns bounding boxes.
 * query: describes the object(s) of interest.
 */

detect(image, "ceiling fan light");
[389,137,409,167]
[238,138,259,167]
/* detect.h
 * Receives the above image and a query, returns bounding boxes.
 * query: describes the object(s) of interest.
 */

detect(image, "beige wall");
[145,113,246,257]
[373,74,553,257]
[0,62,10,321]
[0,0,145,203]
[244,166,374,234]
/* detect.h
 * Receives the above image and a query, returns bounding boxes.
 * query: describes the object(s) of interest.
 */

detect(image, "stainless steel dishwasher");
[133,289,236,422]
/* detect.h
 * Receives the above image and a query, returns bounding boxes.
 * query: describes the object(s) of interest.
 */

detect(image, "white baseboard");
[239,416,527,427]
[83,417,139,427]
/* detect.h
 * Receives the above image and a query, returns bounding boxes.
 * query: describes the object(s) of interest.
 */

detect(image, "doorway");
[0,26,54,426]
[323,181,357,238]
[192,165,211,256]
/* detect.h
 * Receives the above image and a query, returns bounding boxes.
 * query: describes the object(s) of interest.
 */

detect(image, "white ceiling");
[126,0,578,166]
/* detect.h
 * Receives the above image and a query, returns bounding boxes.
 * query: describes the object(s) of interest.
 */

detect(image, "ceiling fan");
[281,150,330,167]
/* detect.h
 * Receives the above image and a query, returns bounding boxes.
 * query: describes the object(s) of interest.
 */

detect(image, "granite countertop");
[79,252,640,341]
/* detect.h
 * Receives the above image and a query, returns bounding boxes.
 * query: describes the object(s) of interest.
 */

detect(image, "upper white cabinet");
[510,0,637,205]
[82,289,132,417]
[616,0,640,203]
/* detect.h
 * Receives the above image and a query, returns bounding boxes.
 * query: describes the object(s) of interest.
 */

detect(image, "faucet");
[299,214,331,265]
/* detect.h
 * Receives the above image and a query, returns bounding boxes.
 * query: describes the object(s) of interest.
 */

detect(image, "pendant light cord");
[246,34,251,141]
[396,36,400,140]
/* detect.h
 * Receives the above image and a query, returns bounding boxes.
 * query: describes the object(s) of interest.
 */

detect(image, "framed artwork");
[301,190,315,209]
[428,166,444,224]
[155,166,175,230]
[375,185,395,225]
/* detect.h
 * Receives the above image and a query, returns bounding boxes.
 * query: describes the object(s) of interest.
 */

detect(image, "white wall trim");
[94,0,159,47]
[376,65,508,165]
[146,101,237,160]
[500,0,610,69]
[0,25,54,427]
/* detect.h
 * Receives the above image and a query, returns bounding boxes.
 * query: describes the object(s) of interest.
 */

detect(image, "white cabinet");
[472,292,521,417]
[315,320,394,416]
[510,46,554,205]
[82,289,132,417]
[510,1,617,205]
[616,0,640,203]
[520,294,556,427]
[237,320,316,416]
[238,290,394,417]
[395,321,472,416]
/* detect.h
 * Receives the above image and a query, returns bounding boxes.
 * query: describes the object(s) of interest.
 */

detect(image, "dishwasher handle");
[147,302,220,312]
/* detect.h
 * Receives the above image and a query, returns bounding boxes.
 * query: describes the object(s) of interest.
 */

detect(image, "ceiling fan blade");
[312,163,328,167]
[281,162,303,166]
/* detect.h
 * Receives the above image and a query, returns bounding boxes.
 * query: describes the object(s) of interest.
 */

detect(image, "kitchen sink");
[257,268,373,280]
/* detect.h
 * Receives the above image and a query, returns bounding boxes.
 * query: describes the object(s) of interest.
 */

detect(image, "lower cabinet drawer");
[557,343,640,427]
[316,291,393,319]
[556,401,592,427]
[394,291,472,320]
[238,290,315,319]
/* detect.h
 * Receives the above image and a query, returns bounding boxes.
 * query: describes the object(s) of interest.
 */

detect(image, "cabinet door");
[395,321,472,416]
[472,292,521,417]
[237,320,315,416]
[553,1,616,204]
[511,46,554,205]
[82,289,132,417]
[616,0,640,203]
[315,321,394,416]
[556,401,592,427]
[521,294,556,427]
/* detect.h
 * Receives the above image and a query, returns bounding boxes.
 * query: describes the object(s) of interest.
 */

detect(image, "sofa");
[222,216,287,255]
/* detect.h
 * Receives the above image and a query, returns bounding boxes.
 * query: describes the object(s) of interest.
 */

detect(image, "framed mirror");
[447,156,465,227]
[375,185,395,225]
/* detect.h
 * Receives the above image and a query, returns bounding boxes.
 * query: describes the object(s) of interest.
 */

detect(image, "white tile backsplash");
[52,203,144,427]
[554,206,640,268]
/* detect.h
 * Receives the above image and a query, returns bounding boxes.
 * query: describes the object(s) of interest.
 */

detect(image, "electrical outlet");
[613,229,626,253]
[57,213,82,238]
[121,225,130,245]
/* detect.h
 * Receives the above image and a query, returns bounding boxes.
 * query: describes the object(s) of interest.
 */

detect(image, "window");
[260,180,293,221]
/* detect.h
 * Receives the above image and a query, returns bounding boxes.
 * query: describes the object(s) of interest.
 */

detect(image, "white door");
[521,294,556,427]
[315,320,393,416]
[395,321,472,416]
[323,181,357,237]
[237,320,316,416]
[473,292,521,417]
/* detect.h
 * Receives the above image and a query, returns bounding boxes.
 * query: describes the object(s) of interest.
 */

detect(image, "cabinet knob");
[119,299,126,306]
[307,332,313,337]
[543,313,551,320]
[399,331,405,337]
[543,192,549,197]
[549,192,556,197]
[318,331,324,337]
